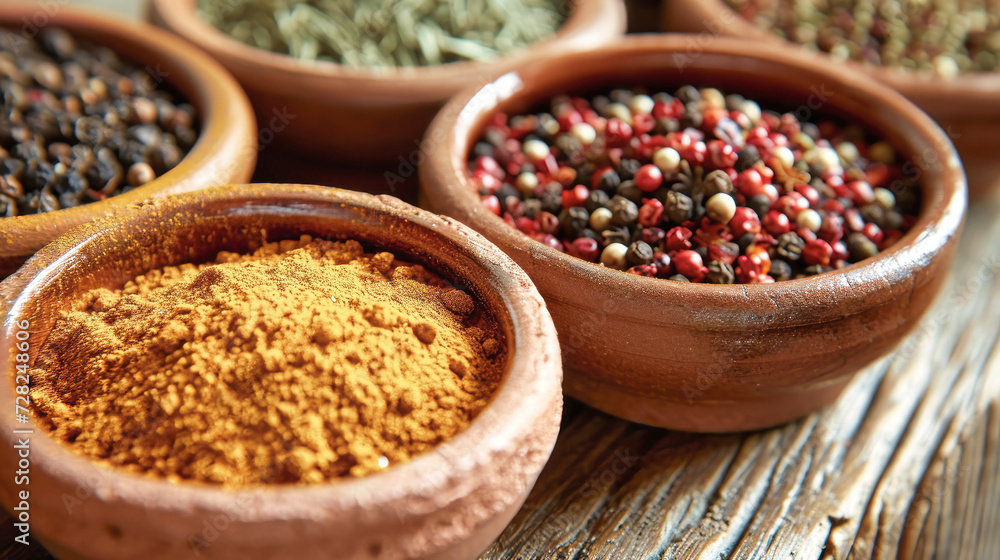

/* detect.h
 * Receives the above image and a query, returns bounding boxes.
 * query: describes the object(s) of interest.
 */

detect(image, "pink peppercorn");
[642,226,666,244]
[561,184,589,208]
[638,199,665,227]
[481,195,500,215]
[633,113,656,135]
[674,250,706,282]
[846,180,876,205]
[707,242,739,265]
[832,240,849,261]
[473,169,501,193]
[863,222,884,244]
[776,192,809,218]
[763,210,791,235]
[802,238,833,266]
[568,237,600,261]
[635,164,663,192]
[537,211,560,234]
[532,233,565,252]
[819,213,844,244]
[822,199,846,215]
[604,118,633,148]
[473,155,504,179]
[706,139,738,169]
[515,216,538,234]
[665,226,693,251]
[730,207,762,237]
[794,183,821,207]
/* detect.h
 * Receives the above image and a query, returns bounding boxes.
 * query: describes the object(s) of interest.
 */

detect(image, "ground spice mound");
[30,235,504,487]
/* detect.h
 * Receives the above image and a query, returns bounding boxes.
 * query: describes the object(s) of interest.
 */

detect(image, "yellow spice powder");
[30,235,503,486]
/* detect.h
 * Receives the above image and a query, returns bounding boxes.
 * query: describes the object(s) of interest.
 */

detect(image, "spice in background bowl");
[32,235,503,486]
[199,0,568,67]
[661,0,1000,201]
[724,0,1000,77]
[0,27,198,216]
[0,4,256,279]
[0,184,561,560]
[148,0,625,165]
[468,86,919,283]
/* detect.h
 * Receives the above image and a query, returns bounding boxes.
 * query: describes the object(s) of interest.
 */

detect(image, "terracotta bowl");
[662,0,1000,200]
[147,0,626,166]
[0,3,257,278]
[0,184,562,560]
[419,35,966,432]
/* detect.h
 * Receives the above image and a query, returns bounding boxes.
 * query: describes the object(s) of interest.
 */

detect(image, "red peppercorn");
[707,242,739,266]
[481,195,500,216]
[472,169,501,194]
[763,210,791,235]
[554,166,577,187]
[673,250,706,282]
[797,227,818,242]
[679,140,707,166]
[706,139,738,169]
[635,164,663,192]
[844,207,865,232]
[863,222,884,245]
[561,184,589,208]
[638,198,665,227]
[819,213,844,244]
[776,192,809,218]
[822,199,846,215]
[568,237,600,262]
[532,233,565,252]
[665,227,693,251]
[539,154,559,176]
[735,168,767,198]
[604,117,633,148]
[633,113,656,135]
[802,238,833,266]
[516,216,539,234]
[473,155,503,179]
[832,240,849,261]
[627,264,659,277]
[846,180,876,205]
[642,226,666,245]
[729,207,762,237]
[701,107,728,131]
[793,183,820,207]
[557,108,583,131]
[652,101,676,119]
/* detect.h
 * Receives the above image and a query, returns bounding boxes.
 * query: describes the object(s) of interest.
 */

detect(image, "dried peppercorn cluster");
[0,27,198,217]
[467,86,920,283]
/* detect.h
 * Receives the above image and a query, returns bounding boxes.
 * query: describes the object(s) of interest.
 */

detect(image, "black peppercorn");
[608,195,639,226]
[734,145,761,172]
[585,189,610,213]
[595,168,621,193]
[700,169,734,197]
[602,226,631,246]
[664,191,693,223]
[616,180,643,204]
[626,240,654,267]
[736,232,756,254]
[706,260,736,284]
[747,194,771,217]
[846,232,879,262]
[776,232,806,261]
[559,207,590,237]
[617,158,641,181]
[770,259,793,281]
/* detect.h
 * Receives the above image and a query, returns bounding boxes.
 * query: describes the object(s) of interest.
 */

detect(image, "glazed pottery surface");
[0,185,562,560]
[0,3,258,277]
[147,0,626,165]
[419,35,966,432]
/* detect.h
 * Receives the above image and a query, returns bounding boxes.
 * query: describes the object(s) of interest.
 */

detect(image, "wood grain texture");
[0,194,998,559]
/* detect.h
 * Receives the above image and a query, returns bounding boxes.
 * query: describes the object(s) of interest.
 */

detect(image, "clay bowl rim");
[420,34,967,329]
[0,3,257,256]
[666,0,1000,117]
[148,0,627,101]
[0,184,562,524]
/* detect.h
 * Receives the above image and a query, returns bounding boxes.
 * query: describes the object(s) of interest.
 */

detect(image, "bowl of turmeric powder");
[0,184,562,560]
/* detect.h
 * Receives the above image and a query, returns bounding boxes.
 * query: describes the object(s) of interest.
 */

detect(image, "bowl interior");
[444,39,963,295]
[13,189,516,396]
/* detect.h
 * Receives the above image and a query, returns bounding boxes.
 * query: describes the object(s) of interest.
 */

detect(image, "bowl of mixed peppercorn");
[0,4,257,277]
[420,35,966,432]
[663,0,1000,200]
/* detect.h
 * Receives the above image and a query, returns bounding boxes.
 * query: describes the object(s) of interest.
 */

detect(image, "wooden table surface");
[2,151,999,559]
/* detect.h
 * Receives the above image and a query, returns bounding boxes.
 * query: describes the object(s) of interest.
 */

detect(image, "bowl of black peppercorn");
[420,35,966,432]
[0,3,257,277]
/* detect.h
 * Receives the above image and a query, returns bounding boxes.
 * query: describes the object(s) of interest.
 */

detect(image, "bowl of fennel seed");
[149,0,626,166]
